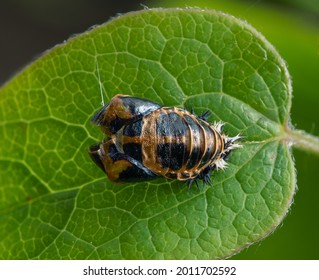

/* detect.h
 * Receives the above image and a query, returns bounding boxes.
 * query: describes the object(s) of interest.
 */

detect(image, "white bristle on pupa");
[225,134,242,151]
[214,158,228,170]
[213,121,224,133]
[212,133,242,170]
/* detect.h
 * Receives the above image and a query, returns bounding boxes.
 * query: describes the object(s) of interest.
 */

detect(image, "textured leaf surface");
[0,8,295,259]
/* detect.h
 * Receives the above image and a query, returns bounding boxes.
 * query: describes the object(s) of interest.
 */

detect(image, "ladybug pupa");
[89,94,241,187]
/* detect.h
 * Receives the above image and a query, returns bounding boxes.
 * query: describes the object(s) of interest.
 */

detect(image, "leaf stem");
[285,128,319,156]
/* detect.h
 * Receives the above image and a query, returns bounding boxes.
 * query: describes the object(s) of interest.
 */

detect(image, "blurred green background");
[1,0,318,259]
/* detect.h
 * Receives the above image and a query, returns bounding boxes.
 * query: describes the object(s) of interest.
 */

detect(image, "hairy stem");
[285,128,319,156]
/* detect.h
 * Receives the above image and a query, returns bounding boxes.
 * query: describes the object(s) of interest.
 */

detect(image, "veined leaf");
[0,8,295,259]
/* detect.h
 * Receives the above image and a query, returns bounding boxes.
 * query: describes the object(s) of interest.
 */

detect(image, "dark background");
[0,0,141,85]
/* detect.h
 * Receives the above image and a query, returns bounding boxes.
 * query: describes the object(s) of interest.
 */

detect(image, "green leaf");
[0,8,295,259]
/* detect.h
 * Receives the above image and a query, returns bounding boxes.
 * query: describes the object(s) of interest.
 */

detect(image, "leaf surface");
[0,8,295,259]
